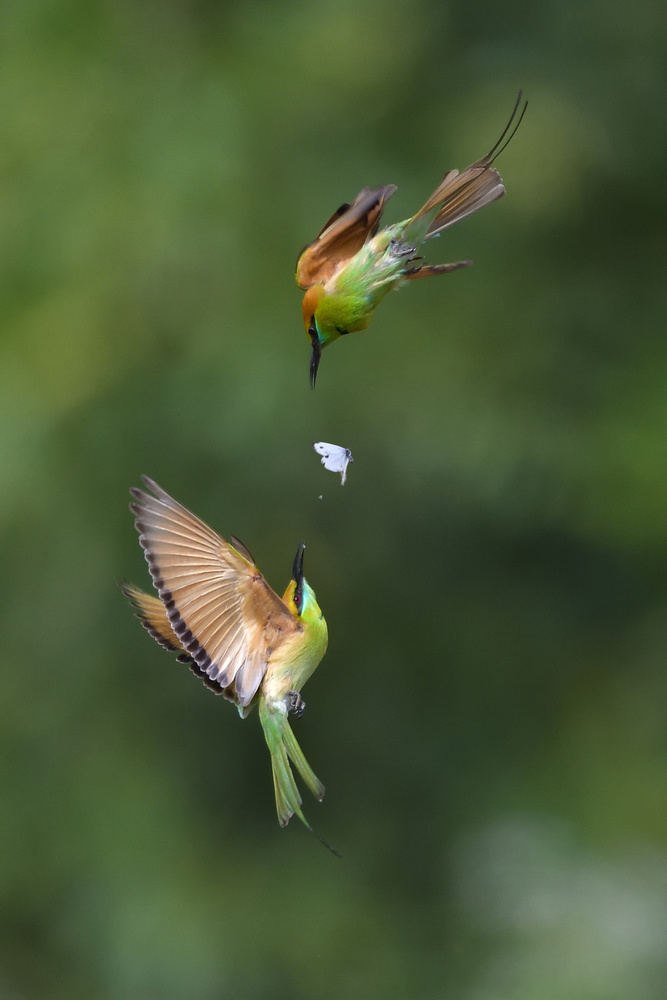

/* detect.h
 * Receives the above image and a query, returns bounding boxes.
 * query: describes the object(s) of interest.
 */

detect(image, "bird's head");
[301,286,343,388]
[282,542,323,624]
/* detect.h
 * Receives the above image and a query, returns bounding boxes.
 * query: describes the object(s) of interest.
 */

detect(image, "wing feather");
[296,184,397,288]
[121,582,185,655]
[130,476,299,707]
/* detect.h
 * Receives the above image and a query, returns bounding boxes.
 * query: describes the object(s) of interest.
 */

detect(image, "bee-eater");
[297,93,527,386]
[122,476,329,831]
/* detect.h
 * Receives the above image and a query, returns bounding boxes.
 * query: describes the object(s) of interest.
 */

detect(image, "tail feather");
[405,166,504,244]
[406,91,527,244]
[269,729,309,828]
[282,720,326,801]
[424,167,505,237]
[259,695,323,829]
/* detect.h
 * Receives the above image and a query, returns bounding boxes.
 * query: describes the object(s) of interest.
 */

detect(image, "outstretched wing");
[296,184,397,288]
[121,581,255,699]
[130,477,299,707]
[121,581,185,654]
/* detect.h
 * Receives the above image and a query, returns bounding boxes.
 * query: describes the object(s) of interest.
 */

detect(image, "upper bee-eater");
[122,476,329,831]
[297,93,527,386]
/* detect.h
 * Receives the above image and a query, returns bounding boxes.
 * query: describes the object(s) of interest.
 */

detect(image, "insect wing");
[313,442,353,484]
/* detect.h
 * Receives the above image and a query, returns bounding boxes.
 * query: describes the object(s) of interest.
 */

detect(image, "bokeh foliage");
[1,1,666,997]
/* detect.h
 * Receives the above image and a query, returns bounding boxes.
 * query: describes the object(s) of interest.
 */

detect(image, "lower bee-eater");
[122,476,329,831]
[297,92,527,386]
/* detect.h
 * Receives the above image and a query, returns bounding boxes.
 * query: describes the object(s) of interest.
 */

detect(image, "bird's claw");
[286,690,306,717]
[389,239,416,258]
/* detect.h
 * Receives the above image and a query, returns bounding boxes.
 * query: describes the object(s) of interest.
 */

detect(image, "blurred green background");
[2,1,667,997]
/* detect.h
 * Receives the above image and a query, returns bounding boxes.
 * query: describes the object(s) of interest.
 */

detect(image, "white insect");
[313,442,354,485]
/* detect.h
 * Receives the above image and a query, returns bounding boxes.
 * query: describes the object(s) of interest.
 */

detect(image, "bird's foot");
[389,239,417,258]
[286,690,306,717]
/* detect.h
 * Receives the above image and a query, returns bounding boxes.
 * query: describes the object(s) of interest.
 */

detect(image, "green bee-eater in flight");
[297,93,527,386]
[122,476,329,831]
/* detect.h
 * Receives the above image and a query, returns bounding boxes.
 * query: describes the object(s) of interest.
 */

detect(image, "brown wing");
[296,184,397,288]
[121,581,185,654]
[404,260,472,281]
[129,477,299,707]
[121,581,252,698]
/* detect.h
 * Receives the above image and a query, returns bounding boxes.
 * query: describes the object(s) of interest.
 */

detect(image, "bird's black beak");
[292,542,305,612]
[292,542,305,586]
[309,325,322,389]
